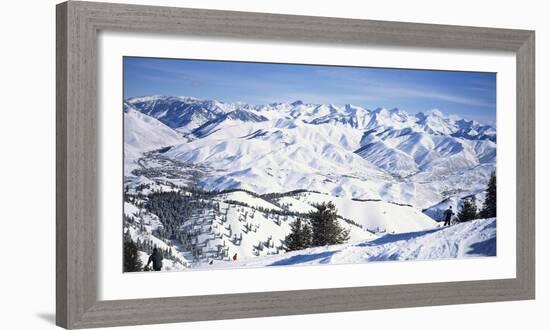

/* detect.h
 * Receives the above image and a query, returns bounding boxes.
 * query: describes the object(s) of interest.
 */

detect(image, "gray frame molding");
[56,1,535,328]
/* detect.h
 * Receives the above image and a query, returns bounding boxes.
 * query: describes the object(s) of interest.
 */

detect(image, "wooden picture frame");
[56,1,535,328]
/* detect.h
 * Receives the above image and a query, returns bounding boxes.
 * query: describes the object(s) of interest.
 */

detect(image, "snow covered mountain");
[127,96,267,135]
[124,102,186,175]
[125,96,496,209]
[124,188,438,270]
[122,95,496,271]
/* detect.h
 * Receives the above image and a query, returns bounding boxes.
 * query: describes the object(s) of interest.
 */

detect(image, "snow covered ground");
[196,218,496,270]
[124,189,381,269]
[282,192,437,233]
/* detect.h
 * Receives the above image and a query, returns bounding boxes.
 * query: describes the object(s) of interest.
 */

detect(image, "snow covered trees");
[310,202,349,247]
[479,171,496,218]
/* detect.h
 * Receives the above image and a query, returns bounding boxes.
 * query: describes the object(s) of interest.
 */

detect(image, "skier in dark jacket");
[443,206,454,226]
[146,247,163,271]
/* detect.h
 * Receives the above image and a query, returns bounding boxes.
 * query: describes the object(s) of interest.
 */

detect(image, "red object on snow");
[232,253,237,261]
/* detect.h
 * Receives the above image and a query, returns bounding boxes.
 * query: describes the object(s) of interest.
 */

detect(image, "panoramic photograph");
[122,57,497,272]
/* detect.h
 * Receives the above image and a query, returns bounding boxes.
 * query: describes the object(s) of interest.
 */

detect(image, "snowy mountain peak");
[426,108,444,117]
[176,95,203,103]
[372,107,388,114]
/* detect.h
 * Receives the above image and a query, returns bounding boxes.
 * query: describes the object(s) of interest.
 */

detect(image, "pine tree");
[283,218,312,251]
[479,171,497,218]
[309,202,350,247]
[458,197,478,222]
[123,233,143,272]
[302,221,312,247]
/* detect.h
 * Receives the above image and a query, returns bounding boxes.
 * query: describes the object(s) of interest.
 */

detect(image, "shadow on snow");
[467,237,496,256]
[357,227,445,247]
[268,251,337,266]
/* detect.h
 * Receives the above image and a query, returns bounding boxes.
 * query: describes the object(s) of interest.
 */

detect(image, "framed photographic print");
[56,1,535,329]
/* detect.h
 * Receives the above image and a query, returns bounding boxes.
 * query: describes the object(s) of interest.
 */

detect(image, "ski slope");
[124,189,379,270]
[277,191,437,234]
[197,218,496,269]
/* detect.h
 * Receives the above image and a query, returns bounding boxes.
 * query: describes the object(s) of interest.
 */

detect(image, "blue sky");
[124,57,496,124]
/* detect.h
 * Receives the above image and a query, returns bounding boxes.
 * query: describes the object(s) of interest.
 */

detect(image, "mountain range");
[124,95,496,211]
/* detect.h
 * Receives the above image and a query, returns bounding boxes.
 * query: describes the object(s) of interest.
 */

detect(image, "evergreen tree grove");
[283,218,312,251]
[123,232,143,272]
[458,198,478,222]
[309,202,350,247]
[479,171,497,218]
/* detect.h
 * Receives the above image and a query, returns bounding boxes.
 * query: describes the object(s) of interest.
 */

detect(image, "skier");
[145,247,163,271]
[443,206,454,226]
[232,253,238,261]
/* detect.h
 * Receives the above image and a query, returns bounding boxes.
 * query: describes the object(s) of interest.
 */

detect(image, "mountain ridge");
[124,95,496,210]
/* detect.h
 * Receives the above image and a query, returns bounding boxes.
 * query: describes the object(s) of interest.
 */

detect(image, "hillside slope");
[124,102,186,174]
[197,218,496,269]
